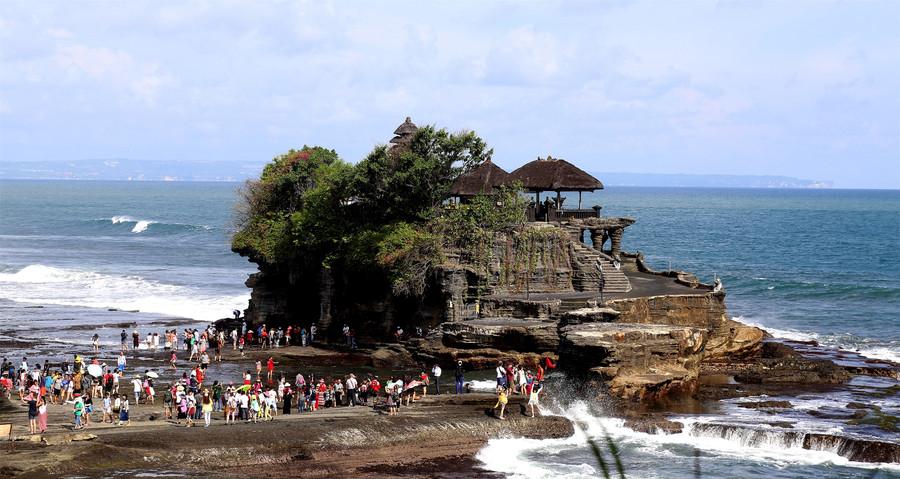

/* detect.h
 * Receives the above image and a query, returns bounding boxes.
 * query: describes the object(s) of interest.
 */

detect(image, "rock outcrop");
[558,322,707,402]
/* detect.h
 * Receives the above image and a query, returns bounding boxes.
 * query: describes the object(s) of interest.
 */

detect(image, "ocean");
[0,180,898,478]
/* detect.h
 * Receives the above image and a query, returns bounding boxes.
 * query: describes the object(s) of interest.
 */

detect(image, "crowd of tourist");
[0,321,550,435]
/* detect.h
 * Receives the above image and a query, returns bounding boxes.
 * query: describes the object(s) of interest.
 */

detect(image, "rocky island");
[230,118,898,464]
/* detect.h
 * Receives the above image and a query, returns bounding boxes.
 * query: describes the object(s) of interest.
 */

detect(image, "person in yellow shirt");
[493,386,508,420]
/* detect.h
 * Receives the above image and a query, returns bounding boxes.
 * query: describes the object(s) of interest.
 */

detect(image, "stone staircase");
[559,298,590,313]
[569,241,632,293]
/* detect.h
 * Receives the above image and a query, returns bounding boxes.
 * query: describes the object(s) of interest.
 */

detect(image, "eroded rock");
[559,323,707,402]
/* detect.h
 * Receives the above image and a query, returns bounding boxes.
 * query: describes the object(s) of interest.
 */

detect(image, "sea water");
[0,180,898,477]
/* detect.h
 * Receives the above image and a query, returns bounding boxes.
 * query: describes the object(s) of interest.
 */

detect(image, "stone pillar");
[589,229,603,251]
[610,227,624,259]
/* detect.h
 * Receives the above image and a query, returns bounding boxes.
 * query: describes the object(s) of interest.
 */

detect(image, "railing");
[526,205,600,222]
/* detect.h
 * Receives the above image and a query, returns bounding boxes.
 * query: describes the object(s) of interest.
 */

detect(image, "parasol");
[86,364,102,377]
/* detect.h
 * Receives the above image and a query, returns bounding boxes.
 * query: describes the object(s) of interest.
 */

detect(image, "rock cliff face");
[237,221,776,404]
[559,322,707,402]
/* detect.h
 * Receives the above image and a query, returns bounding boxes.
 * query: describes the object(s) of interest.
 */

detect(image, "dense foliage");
[233,124,525,296]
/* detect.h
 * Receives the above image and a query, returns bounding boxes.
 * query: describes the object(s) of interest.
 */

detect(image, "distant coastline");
[1,159,834,188]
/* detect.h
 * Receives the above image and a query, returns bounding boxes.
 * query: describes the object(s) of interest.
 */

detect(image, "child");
[73,394,85,429]
[170,351,177,370]
[493,387,508,420]
[238,336,245,357]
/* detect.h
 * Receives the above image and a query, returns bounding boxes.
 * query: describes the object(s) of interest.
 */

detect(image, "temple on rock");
[236,117,767,404]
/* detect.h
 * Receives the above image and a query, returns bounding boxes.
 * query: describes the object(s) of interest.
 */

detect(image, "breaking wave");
[734,316,900,363]
[0,264,247,322]
[476,401,900,478]
[105,216,212,234]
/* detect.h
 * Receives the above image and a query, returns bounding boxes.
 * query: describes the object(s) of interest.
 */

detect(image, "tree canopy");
[233,123,524,296]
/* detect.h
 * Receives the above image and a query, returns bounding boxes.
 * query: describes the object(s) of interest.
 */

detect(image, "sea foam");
[0,264,247,322]
[733,316,899,364]
[476,400,900,478]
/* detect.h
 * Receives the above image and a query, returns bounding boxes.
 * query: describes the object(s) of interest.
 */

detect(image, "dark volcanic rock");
[803,434,900,463]
[734,357,851,385]
[370,345,416,368]
[624,418,684,435]
[807,408,868,420]
[442,318,558,352]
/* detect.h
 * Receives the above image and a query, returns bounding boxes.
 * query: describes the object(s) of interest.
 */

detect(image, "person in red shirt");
[266,357,275,382]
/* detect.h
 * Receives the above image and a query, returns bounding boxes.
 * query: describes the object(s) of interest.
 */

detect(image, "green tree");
[352,126,493,223]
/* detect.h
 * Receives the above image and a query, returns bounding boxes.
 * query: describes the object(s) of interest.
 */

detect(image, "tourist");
[101,393,113,423]
[238,336,245,356]
[91,333,100,352]
[185,393,196,427]
[201,390,213,427]
[37,396,48,433]
[431,363,442,395]
[73,393,85,429]
[200,351,210,371]
[117,352,126,373]
[212,381,223,412]
[248,392,260,423]
[266,356,275,381]
[346,374,358,406]
[118,394,130,426]
[23,392,38,434]
[120,330,128,351]
[493,386,508,420]
[455,361,465,394]
[83,392,94,426]
[170,350,177,369]
[132,328,140,350]
[527,376,541,418]
[419,370,429,398]
[132,376,142,404]
[238,389,249,421]
[144,374,155,404]
[225,390,237,424]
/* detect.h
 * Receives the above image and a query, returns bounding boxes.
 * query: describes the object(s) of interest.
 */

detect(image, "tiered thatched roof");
[389,117,418,145]
[509,155,603,192]
[449,159,511,197]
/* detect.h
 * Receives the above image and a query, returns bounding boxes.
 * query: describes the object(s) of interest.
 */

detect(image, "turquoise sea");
[0,180,897,478]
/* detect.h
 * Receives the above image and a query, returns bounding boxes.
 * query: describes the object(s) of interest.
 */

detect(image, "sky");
[1,1,898,188]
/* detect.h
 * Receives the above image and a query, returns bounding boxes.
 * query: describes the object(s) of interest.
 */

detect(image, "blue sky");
[1,1,898,188]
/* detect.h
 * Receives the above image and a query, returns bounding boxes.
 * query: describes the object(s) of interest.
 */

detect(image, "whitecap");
[131,220,153,233]
[0,264,248,322]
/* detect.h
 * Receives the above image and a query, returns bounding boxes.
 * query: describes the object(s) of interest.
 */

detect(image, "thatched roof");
[390,116,418,144]
[509,155,603,192]
[449,159,511,197]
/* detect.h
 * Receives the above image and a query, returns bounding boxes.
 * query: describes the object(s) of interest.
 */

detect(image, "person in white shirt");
[495,362,506,388]
[132,377,143,404]
[346,374,358,406]
[431,364,442,395]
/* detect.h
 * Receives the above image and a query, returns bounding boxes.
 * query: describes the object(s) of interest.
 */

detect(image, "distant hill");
[593,172,832,189]
[0,159,265,182]
[0,159,832,188]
